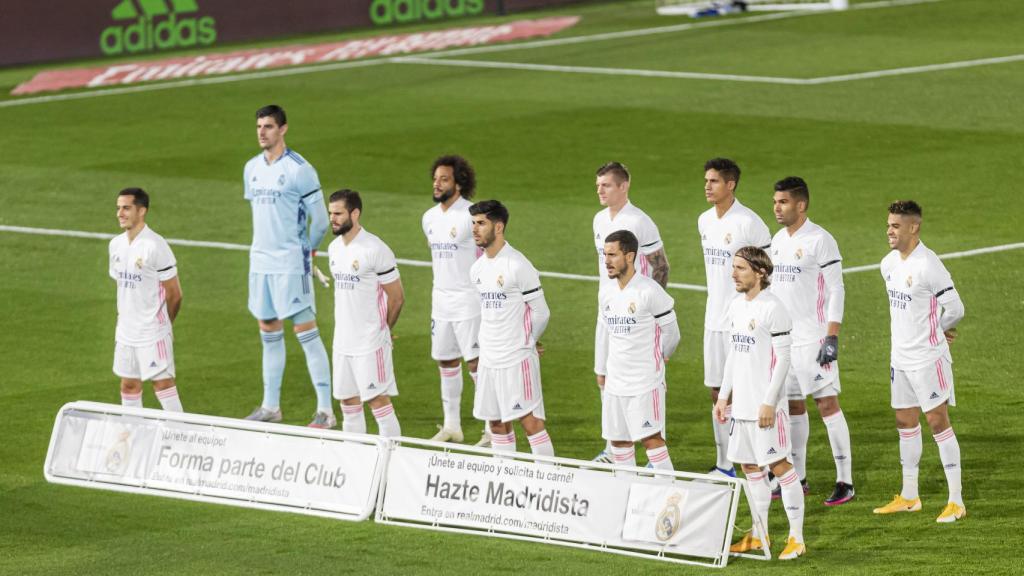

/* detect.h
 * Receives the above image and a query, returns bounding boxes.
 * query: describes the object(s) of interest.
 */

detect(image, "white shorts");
[333,344,398,402]
[113,334,175,381]
[474,353,545,423]
[431,317,481,362]
[786,341,841,400]
[594,314,608,376]
[703,329,730,388]
[891,357,955,412]
[728,412,792,468]
[602,384,666,442]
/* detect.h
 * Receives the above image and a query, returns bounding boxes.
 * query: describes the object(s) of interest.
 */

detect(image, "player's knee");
[120,379,142,394]
[438,358,460,369]
[769,459,793,478]
[640,434,665,450]
[152,378,175,392]
[466,358,479,373]
[815,395,840,417]
[924,406,951,433]
[789,399,807,415]
[740,463,762,475]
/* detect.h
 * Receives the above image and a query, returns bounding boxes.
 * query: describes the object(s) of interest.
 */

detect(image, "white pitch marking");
[392,56,808,84]
[0,0,942,108]
[3,225,1021,292]
[805,53,1024,84]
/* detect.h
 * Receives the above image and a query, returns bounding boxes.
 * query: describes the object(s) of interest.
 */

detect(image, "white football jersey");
[600,274,677,396]
[422,197,481,321]
[723,291,793,420]
[770,219,844,345]
[108,225,177,346]
[881,242,957,370]
[470,243,544,368]
[329,228,400,356]
[593,202,663,288]
[698,199,772,331]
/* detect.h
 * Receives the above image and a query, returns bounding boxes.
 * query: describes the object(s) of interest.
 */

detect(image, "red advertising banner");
[11,16,580,95]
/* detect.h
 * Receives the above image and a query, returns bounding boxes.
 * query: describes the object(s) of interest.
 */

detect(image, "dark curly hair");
[431,155,477,200]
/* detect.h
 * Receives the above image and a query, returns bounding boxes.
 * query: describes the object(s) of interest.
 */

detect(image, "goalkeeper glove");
[311,250,330,288]
[816,335,839,366]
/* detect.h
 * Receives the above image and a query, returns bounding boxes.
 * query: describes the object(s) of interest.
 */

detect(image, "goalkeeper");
[242,104,335,429]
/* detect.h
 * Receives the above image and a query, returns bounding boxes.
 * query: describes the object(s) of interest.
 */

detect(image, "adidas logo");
[149,361,158,368]
[642,421,652,428]
[767,447,777,455]
[513,403,522,410]
[472,343,479,349]
[944,463,958,469]
[930,392,940,399]
[292,297,301,304]
[835,455,847,460]
[814,374,824,381]
[368,383,376,389]
[100,0,217,56]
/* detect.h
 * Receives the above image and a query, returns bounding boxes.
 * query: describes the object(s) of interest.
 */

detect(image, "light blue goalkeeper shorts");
[248,272,316,322]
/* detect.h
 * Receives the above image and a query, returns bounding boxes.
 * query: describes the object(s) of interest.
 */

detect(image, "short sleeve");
[648,283,675,320]
[769,300,793,335]
[515,257,543,301]
[923,254,955,296]
[817,232,843,269]
[749,216,772,250]
[637,214,664,255]
[375,241,400,284]
[295,162,322,200]
[108,240,118,280]
[243,161,253,200]
[153,239,178,282]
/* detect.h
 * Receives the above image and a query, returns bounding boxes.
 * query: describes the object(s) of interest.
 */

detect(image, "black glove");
[816,335,839,366]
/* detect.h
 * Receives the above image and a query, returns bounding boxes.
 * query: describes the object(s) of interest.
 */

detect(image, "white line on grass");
[805,53,1024,84]
[0,0,942,108]
[3,225,1021,292]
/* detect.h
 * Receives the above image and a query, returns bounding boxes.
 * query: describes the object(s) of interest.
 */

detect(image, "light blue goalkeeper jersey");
[243,148,326,275]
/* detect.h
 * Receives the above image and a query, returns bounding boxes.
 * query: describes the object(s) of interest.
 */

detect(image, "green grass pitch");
[1,0,1022,573]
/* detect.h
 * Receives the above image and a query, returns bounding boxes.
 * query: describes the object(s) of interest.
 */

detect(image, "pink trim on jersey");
[157,284,167,326]
[521,358,533,401]
[770,346,777,378]
[377,285,387,330]
[928,296,939,346]
[777,409,787,448]
[376,347,386,383]
[640,254,650,277]
[652,388,660,421]
[654,324,663,372]
[523,303,533,346]
[816,272,826,324]
[935,359,948,391]
[157,339,167,360]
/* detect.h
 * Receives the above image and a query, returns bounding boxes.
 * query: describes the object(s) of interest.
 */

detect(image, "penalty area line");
[3,225,1022,293]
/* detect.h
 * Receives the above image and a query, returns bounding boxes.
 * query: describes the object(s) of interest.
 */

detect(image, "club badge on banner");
[44,402,387,520]
[379,442,737,562]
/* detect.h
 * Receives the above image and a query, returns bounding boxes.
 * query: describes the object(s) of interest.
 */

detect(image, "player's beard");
[433,187,454,204]
[333,220,353,236]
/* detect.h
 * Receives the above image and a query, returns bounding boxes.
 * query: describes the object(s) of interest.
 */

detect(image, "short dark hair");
[704,157,741,185]
[774,176,810,208]
[119,187,149,209]
[595,161,630,183]
[889,200,922,218]
[256,104,287,126]
[432,155,476,199]
[736,245,773,289]
[605,229,638,257]
[329,189,362,213]
[468,200,509,226]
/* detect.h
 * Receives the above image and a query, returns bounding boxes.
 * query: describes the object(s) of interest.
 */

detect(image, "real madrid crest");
[135,257,144,269]
[748,318,756,331]
[628,302,637,314]
[795,248,804,260]
[104,430,132,474]
[278,174,286,186]
[352,260,360,272]
[449,226,457,239]
[724,232,733,244]
[496,274,504,288]
[905,275,913,287]
[655,493,683,542]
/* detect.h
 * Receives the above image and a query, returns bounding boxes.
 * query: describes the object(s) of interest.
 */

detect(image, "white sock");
[933,427,963,506]
[646,446,673,471]
[155,386,183,412]
[790,412,810,480]
[779,469,805,542]
[371,403,401,438]
[610,445,636,468]
[713,405,733,471]
[439,366,463,431]
[898,425,922,501]
[470,372,488,437]
[527,430,554,457]
[823,410,853,484]
[492,431,516,453]
[341,403,366,434]
[121,391,142,408]
[746,470,771,541]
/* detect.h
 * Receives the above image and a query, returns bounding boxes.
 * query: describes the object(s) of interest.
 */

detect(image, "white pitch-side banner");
[44,402,386,520]
[379,443,738,563]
